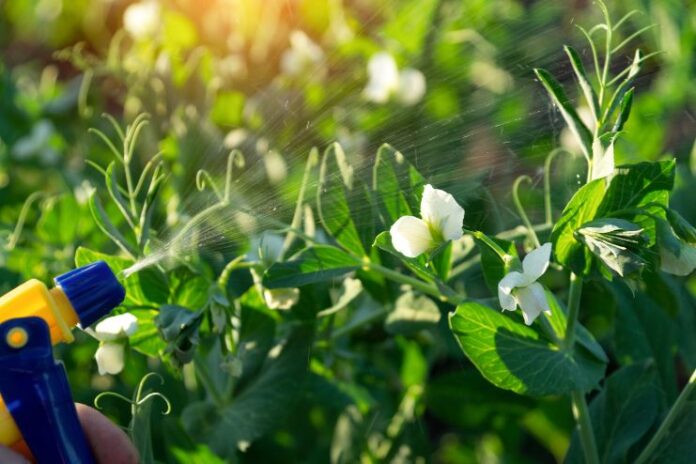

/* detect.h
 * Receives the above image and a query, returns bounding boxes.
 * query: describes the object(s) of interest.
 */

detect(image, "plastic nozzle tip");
[54,261,126,328]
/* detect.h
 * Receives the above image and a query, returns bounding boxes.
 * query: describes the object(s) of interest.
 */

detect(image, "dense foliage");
[1,0,695,463]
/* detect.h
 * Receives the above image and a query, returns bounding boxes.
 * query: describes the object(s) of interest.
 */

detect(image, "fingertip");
[75,403,139,464]
[0,445,30,464]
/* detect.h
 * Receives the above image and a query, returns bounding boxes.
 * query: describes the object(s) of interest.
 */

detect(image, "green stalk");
[564,273,600,464]
[513,176,541,247]
[572,390,600,464]
[463,228,510,262]
[367,262,464,305]
[635,369,696,464]
[563,273,583,351]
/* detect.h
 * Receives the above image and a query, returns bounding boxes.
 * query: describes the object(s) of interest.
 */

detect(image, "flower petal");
[660,243,696,276]
[498,271,529,293]
[522,242,552,281]
[516,282,549,325]
[123,1,160,39]
[397,68,426,106]
[419,185,464,242]
[390,216,433,258]
[498,283,517,312]
[363,52,399,103]
[93,313,138,341]
[264,288,301,310]
[95,342,126,376]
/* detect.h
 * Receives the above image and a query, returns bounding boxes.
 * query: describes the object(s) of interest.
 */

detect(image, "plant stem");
[563,272,583,351]
[123,159,138,218]
[367,262,464,305]
[563,273,600,464]
[512,175,541,247]
[463,228,510,262]
[572,390,601,464]
[635,368,696,464]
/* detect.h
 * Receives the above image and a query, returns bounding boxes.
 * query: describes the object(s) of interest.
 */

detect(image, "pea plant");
[73,3,695,464]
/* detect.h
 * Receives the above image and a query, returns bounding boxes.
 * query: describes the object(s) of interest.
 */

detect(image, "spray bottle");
[0,261,125,463]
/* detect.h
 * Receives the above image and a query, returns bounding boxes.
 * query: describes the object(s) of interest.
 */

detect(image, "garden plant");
[1,0,695,462]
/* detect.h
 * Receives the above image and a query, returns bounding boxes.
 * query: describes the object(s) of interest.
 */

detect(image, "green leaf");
[534,67,593,159]
[399,337,428,387]
[600,161,675,217]
[637,374,696,463]
[666,209,696,245]
[611,284,678,402]
[236,287,277,384]
[603,50,641,127]
[564,45,600,123]
[75,247,169,308]
[566,363,661,464]
[372,143,425,224]
[599,160,675,244]
[129,309,166,357]
[612,87,634,133]
[318,143,366,256]
[88,190,137,257]
[36,195,91,245]
[182,325,313,457]
[449,302,605,396]
[544,291,608,364]
[156,304,203,366]
[384,292,441,335]
[552,179,607,274]
[106,162,135,229]
[263,245,361,288]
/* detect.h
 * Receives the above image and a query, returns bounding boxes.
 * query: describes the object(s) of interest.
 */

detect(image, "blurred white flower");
[363,52,426,105]
[123,0,160,39]
[660,244,696,276]
[263,287,300,310]
[12,120,59,164]
[88,313,138,376]
[396,68,427,105]
[364,52,400,103]
[281,30,324,76]
[390,184,464,258]
[498,243,552,325]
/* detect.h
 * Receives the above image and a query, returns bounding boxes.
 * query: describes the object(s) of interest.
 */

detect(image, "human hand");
[0,404,138,464]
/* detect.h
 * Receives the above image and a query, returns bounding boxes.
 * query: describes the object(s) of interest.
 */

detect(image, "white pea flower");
[658,217,696,276]
[396,68,426,105]
[364,52,400,103]
[498,243,552,325]
[390,185,464,258]
[88,313,138,376]
[364,52,426,105]
[263,288,301,310]
[123,0,160,39]
[281,30,324,76]
[660,244,696,276]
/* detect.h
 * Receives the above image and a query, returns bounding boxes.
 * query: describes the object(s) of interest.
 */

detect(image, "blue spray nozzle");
[54,261,126,328]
